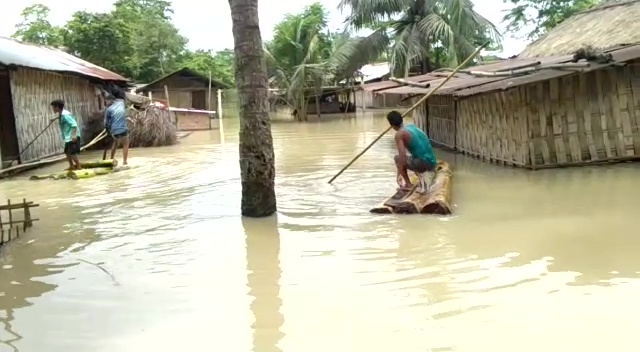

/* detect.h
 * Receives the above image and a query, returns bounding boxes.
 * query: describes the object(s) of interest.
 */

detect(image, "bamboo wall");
[412,97,427,131]
[144,88,220,111]
[356,90,403,110]
[457,89,530,166]
[427,95,456,149]
[9,68,102,162]
[455,63,640,167]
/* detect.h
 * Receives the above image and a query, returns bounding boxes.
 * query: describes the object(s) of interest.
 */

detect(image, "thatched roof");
[519,0,640,58]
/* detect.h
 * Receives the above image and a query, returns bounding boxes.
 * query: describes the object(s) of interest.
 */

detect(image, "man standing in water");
[104,89,130,165]
[50,99,82,170]
[387,110,437,193]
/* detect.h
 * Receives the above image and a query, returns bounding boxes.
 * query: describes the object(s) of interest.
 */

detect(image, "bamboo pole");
[327,42,489,184]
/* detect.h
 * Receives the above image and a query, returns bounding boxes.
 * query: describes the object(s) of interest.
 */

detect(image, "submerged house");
[0,37,128,167]
[380,0,640,169]
[135,68,230,130]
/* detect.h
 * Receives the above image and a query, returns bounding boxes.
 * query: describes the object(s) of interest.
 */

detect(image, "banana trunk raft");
[29,160,131,180]
[370,161,453,215]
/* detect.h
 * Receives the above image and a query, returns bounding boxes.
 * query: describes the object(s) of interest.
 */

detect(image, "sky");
[0,0,529,57]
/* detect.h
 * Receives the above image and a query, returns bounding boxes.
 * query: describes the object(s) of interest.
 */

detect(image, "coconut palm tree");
[264,3,387,120]
[338,0,502,75]
[228,0,277,217]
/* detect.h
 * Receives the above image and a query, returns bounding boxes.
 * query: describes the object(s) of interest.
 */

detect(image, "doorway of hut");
[0,69,19,166]
[192,90,206,110]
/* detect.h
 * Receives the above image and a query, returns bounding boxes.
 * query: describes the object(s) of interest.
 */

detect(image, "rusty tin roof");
[0,37,128,82]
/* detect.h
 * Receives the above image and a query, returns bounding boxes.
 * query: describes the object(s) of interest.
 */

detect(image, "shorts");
[112,131,128,139]
[64,138,82,155]
[395,155,435,173]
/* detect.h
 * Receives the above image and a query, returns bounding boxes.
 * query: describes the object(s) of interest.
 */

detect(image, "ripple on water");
[1,116,640,351]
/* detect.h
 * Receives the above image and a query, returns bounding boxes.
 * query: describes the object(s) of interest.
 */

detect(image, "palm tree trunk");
[229,0,277,217]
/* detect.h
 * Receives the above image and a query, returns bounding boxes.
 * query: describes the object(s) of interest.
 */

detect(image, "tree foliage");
[265,3,385,120]
[502,0,600,40]
[12,4,63,47]
[339,0,502,74]
[11,1,235,85]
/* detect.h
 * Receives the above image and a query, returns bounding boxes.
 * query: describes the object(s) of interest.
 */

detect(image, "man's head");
[112,88,125,100]
[50,99,64,114]
[387,110,403,130]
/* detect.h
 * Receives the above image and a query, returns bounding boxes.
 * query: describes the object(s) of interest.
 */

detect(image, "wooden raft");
[0,199,39,247]
[29,160,130,180]
[370,161,453,215]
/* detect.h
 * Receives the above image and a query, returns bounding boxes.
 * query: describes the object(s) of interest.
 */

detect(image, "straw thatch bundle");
[83,105,177,149]
[126,106,177,147]
[519,0,640,58]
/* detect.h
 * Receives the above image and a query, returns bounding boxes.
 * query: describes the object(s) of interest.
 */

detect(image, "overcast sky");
[0,0,529,57]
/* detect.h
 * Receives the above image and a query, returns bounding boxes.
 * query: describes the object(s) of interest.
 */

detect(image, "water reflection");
[0,112,638,351]
[243,216,284,352]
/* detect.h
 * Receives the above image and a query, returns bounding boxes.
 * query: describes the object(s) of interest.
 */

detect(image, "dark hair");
[50,99,65,109]
[387,110,403,127]
[112,88,125,100]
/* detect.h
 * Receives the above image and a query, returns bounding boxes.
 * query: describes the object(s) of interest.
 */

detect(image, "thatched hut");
[135,67,229,112]
[0,37,128,167]
[379,0,640,169]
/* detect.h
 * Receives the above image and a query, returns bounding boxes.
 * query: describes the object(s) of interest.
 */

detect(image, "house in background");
[135,67,230,130]
[378,0,640,169]
[0,36,129,167]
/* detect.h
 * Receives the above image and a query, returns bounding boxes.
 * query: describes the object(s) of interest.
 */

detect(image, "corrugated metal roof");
[359,73,440,92]
[454,44,640,97]
[0,36,128,82]
[383,77,506,95]
[380,44,640,98]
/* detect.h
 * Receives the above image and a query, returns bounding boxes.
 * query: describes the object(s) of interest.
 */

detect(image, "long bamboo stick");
[327,42,489,184]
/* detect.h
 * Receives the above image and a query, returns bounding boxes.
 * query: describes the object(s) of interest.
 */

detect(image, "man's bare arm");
[395,131,408,166]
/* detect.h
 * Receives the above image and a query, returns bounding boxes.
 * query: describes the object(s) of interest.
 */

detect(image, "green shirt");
[59,109,80,142]
[404,124,436,165]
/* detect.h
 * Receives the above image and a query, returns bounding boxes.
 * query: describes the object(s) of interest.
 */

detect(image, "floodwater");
[1,112,640,352]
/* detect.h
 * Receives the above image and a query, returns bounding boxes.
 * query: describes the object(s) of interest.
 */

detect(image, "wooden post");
[148,91,152,100]
[217,89,223,119]
[163,85,175,126]
[163,85,171,108]
[360,77,365,111]
[208,71,212,111]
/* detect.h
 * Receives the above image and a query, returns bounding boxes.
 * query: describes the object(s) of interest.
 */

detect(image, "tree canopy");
[11,0,512,87]
[502,0,601,40]
[11,1,234,85]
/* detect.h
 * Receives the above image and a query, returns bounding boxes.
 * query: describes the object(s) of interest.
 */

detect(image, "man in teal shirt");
[50,99,81,170]
[387,110,437,193]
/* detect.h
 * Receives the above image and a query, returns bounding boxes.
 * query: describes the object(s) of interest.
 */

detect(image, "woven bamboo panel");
[152,90,192,109]
[455,63,640,168]
[456,88,529,166]
[10,68,101,162]
[411,97,427,132]
[426,95,456,149]
[526,65,640,167]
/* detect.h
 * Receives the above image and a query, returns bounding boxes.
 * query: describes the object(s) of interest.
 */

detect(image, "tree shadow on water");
[242,215,285,352]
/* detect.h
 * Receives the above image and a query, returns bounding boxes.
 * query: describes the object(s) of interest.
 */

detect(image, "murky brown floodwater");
[1,111,640,352]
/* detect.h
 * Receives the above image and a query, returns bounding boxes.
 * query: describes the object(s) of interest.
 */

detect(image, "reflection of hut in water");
[242,216,284,352]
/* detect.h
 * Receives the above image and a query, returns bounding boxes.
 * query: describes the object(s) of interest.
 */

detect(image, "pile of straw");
[126,106,177,147]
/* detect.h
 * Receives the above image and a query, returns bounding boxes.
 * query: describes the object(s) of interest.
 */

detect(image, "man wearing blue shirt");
[104,89,130,165]
[50,99,81,170]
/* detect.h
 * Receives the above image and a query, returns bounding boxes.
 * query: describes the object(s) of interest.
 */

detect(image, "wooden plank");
[595,70,613,158]
[383,189,409,208]
[579,73,598,160]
